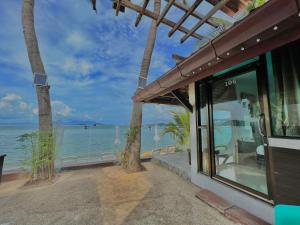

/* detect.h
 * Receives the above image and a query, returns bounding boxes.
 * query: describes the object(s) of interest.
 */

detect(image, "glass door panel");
[198,84,210,174]
[212,70,268,195]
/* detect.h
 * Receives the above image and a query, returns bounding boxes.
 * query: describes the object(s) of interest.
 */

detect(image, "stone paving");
[0,162,238,225]
[153,151,191,181]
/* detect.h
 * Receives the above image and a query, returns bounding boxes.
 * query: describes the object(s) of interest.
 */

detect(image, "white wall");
[188,83,274,224]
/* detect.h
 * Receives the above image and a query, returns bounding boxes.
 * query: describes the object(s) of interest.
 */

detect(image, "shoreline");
[1,156,153,183]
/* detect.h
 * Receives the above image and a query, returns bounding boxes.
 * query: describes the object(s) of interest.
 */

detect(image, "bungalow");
[131,0,300,223]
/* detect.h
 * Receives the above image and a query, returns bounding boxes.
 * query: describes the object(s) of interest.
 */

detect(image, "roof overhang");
[134,0,300,104]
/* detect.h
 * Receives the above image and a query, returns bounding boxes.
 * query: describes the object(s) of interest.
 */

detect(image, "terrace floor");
[0,162,237,225]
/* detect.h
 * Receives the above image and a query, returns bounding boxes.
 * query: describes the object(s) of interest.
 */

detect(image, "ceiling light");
[216,57,220,61]
[256,38,261,43]
[226,52,230,56]
[208,62,211,66]
[273,26,278,31]
[241,47,245,51]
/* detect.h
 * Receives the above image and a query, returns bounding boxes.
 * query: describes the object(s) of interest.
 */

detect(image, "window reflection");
[212,71,268,194]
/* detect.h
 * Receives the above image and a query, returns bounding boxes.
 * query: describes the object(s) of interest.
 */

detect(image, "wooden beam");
[157,0,176,26]
[181,0,231,43]
[206,0,251,17]
[135,0,150,27]
[115,0,204,40]
[167,0,219,28]
[115,0,122,16]
[168,0,203,37]
[171,90,193,112]
[172,54,186,64]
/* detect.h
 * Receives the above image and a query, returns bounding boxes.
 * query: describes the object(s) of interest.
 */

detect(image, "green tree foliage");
[163,110,190,149]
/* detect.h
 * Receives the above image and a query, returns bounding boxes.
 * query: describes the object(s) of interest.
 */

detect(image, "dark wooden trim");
[195,83,202,173]
[256,55,274,200]
[171,90,193,112]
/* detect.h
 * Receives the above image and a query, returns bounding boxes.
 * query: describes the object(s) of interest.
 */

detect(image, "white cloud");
[33,101,72,117]
[66,31,86,47]
[2,93,22,102]
[19,101,28,110]
[0,93,24,110]
[62,58,93,77]
[52,100,72,117]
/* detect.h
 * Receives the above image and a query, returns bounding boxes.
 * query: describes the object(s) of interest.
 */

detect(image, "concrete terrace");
[0,162,238,225]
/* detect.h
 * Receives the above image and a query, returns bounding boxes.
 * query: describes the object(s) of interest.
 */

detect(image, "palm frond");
[163,110,190,147]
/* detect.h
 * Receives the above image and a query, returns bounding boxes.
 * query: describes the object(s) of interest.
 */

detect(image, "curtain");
[270,40,300,137]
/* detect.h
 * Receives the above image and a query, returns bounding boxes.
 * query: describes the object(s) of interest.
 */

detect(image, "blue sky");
[0,0,231,125]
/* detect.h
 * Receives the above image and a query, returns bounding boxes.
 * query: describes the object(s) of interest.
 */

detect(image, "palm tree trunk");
[123,0,161,172]
[22,0,53,180]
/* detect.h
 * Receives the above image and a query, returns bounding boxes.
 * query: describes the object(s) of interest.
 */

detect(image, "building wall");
[188,83,274,224]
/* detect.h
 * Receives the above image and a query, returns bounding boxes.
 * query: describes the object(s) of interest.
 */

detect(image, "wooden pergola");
[128,0,300,108]
[112,0,251,44]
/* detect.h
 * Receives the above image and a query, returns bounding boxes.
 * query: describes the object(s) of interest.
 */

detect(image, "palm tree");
[122,0,161,172]
[22,0,54,180]
[163,110,190,150]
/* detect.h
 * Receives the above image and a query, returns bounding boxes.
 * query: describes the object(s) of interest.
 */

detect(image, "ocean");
[0,124,176,172]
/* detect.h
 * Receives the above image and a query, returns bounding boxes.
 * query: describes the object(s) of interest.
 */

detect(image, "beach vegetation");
[17,131,56,181]
[162,110,190,151]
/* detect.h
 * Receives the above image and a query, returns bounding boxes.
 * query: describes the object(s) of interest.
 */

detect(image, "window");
[197,83,210,174]
[267,40,300,137]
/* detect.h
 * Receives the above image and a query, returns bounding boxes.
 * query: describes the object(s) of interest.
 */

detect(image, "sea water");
[0,124,176,172]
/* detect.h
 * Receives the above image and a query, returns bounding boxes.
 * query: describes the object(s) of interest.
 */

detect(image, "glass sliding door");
[211,70,268,195]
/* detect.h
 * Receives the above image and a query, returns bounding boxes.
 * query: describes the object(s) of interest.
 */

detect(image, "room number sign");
[225,79,236,86]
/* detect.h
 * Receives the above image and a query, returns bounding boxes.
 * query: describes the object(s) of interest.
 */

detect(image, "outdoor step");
[196,189,270,225]
[196,189,233,213]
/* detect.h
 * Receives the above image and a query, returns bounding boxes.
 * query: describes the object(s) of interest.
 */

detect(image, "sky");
[0,0,231,125]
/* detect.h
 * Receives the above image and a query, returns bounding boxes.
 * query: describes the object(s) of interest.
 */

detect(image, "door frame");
[195,56,274,202]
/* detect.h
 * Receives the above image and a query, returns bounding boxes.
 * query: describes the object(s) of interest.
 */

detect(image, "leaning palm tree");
[22,0,54,180]
[163,110,190,150]
[122,0,161,172]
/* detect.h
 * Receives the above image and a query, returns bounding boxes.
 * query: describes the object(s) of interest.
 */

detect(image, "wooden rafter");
[115,0,122,16]
[168,0,203,37]
[135,0,150,27]
[156,0,176,26]
[171,90,193,112]
[114,0,204,40]
[180,0,231,43]
[166,0,219,28]
[207,0,251,16]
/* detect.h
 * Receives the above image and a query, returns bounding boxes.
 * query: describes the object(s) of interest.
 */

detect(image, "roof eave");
[134,0,300,103]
